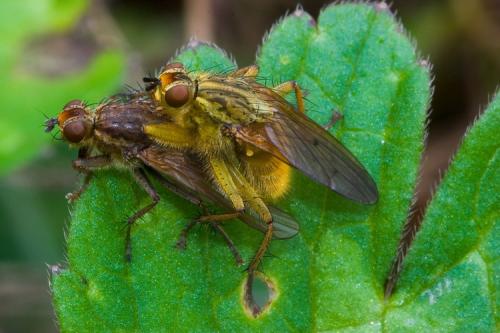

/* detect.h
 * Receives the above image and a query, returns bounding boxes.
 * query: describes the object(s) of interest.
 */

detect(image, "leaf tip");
[373,1,390,13]
[49,263,64,277]
[187,36,202,48]
[293,4,305,16]
[418,59,430,68]
[48,263,65,289]
[293,3,315,26]
[173,39,237,72]
[176,37,213,55]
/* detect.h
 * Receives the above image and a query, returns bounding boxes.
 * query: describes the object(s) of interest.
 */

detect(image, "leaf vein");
[307,9,380,330]
[477,250,497,322]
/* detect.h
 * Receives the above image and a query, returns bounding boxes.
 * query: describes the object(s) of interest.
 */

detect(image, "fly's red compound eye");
[63,99,85,111]
[164,84,190,107]
[63,120,88,143]
[58,100,88,131]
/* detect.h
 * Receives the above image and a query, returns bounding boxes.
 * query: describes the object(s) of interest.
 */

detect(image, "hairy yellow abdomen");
[239,148,291,201]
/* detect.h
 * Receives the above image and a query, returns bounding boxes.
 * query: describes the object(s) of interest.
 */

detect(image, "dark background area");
[0,0,498,332]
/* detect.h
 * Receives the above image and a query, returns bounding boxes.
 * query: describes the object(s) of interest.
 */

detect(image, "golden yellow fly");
[143,63,378,314]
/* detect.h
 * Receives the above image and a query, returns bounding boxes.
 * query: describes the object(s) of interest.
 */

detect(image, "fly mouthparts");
[44,117,58,132]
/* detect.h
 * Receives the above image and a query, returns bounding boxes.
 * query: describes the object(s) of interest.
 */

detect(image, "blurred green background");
[0,0,498,332]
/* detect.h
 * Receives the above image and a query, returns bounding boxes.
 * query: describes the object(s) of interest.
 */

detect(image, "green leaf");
[174,40,236,72]
[0,0,126,175]
[51,3,492,331]
[385,92,499,331]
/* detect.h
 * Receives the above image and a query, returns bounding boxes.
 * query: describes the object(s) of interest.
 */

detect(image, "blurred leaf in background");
[0,0,126,331]
[0,0,125,175]
[0,0,128,262]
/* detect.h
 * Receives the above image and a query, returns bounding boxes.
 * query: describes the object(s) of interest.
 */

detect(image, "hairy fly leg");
[67,149,111,202]
[176,207,243,266]
[273,80,305,114]
[124,168,160,262]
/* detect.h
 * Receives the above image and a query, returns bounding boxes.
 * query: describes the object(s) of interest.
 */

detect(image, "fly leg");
[69,155,160,262]
[199,210,243,266]
[198,212,242,222]
[66,173,92,203]
[323,111,343,131]
[68,150,112,202]
[274,80,343,130]
[245,218,273,316]
[146,167,202,206]
[210,222,244,266]
[207,156,273,237]
[175,219,199,250]
[208,157,245,212]
[177,207,244,266]
[273,80,306,114]
[144,122,195,150]
[224,161,275,313]
[229,65,259,78]
[146,165,244,265]
[204,156,246,263]
[227,162,273,224]
[175,209,241,250]
[124,168,160,262]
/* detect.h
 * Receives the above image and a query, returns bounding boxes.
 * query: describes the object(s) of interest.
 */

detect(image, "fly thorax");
[195,95,235,124]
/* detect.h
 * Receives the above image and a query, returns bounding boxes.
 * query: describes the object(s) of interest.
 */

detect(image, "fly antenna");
[44,117,58,133]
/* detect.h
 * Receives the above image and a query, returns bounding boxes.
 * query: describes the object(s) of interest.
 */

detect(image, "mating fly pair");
[142,62,378,313]
[47,62,377,316]
[45,95,299,263]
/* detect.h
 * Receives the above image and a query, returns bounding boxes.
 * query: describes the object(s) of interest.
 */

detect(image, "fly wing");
[268,206,299,239]
[240,206,299,239]
[137,145,299,239]
[230,123,288,164]
[213,81,378,204]
[138,146,219,203]
[264,106,378,204]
